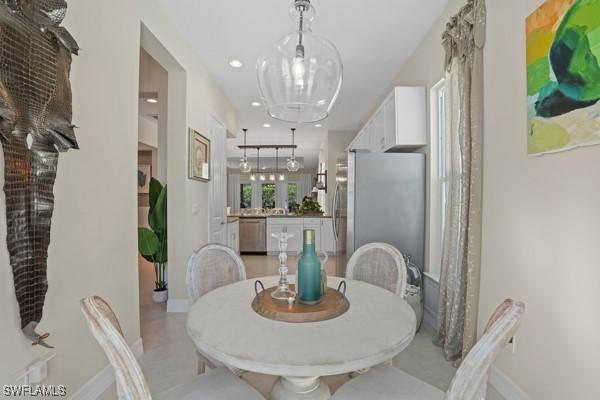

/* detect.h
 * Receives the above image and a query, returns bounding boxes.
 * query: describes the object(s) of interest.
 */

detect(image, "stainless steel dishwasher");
[239,217,267,254]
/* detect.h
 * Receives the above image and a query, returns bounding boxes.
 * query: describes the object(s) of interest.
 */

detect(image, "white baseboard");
[489,366,531,400]
[69,338,144,400]
[166,298,190,313]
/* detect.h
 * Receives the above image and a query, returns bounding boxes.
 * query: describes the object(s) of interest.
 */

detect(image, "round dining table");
[186,276,416,400]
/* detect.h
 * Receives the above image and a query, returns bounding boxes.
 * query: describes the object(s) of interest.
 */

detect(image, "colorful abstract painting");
[527,0,600,155]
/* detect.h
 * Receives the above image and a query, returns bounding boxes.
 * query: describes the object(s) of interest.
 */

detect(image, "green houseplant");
[298,196,324,216]
[138,178,168,303]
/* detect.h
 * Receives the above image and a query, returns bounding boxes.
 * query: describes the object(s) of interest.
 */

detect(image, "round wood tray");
[251,284,350,323]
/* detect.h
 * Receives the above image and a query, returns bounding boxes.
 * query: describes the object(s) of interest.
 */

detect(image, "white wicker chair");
[346,243,408,297]
[186,244,247,374]
[80,296,263,400]
[332,299,526,400]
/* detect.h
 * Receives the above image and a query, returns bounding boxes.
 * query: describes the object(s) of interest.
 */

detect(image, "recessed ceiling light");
[229,59,243,68]
[146,98,158,104]
[263,123,271,128]
[251,102,261,107]
[314,124,323,128]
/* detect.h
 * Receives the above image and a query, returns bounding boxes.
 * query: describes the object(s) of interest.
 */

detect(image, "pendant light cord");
[291,128,296,158]
[243,129,248,159]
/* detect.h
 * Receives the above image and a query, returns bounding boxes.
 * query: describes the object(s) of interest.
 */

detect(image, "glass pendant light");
[239,129,252,173]
[287,128,301,172]
[257,0,343,123]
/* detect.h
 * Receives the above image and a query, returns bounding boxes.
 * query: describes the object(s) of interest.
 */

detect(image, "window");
[429,79,447,281]
[437,82,448,239]
[287,183,298,213]
[262,183,276,209]
[240,184,252,209]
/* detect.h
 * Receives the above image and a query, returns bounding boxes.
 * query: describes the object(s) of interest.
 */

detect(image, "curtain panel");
[434,0,486,365]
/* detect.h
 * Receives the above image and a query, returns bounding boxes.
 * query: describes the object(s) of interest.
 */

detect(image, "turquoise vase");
[297,229,322,304]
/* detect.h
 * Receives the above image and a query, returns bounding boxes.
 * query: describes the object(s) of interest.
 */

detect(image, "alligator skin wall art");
[0,0,79,348]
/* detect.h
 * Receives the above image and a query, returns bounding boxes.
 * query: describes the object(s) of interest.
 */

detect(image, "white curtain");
[276,178,288,210]
[434,0,486,366]
[251,182,262,209]
[298,174,313,202]
[228,174,241,214]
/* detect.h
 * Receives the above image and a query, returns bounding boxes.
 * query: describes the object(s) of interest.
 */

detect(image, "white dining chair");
[346,243,408,297]
[331,299,526,400]
[80,296,264,400]
[186,244,247,374]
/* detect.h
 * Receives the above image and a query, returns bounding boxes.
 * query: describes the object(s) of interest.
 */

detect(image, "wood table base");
[271,376,331,400]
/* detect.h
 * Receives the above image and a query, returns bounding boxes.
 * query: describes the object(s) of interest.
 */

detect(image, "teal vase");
[297,229,322,304]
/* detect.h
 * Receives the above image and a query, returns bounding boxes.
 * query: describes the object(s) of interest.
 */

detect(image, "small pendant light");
[239,129,252,173]
[287,128,300,172]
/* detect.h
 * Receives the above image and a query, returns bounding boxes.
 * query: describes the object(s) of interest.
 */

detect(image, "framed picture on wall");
[188,128,211,181]
[138,164,152,193]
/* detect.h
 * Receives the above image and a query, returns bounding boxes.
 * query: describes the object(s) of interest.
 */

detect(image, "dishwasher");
[239,217,267,254]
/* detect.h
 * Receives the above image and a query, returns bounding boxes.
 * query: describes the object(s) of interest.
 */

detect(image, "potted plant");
[138,178,168,303]
[298,196,324,216]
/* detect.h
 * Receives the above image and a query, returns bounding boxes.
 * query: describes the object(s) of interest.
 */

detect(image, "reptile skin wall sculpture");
[0,0,79,348]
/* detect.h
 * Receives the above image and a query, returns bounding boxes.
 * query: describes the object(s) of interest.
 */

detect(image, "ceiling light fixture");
[257,0,343,123]
[146,98,158,104]
[229,59,243,68]
[251,102,261,107]
[239,129,252,173]
[286,128,300,172]
[263,123,271,128]
[314,124,322,128]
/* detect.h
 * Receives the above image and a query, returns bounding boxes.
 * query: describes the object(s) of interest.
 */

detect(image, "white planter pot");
[153,289,168,303]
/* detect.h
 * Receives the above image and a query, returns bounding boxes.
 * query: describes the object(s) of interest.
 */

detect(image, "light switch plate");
[191,204,199,215]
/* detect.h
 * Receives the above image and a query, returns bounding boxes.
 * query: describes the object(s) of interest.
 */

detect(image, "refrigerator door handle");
[332,182,340,240]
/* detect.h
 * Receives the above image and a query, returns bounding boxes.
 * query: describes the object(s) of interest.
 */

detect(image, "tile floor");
[98,255,504,399]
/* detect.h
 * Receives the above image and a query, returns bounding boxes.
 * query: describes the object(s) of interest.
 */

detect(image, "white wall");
[0,0,237,395]
[138,116,158,148]
[480,1,600,398]
[0,0,141,393]
[392,0,600,398]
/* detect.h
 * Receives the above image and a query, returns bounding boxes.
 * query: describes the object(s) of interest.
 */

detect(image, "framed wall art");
[527,0,600,155]
[138,164,151,193]
[188,129,211,181]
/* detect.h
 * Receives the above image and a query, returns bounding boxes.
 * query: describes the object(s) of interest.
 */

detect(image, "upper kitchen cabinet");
[348,86,426,153]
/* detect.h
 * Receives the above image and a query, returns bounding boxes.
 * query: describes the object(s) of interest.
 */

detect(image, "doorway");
[137,48,168,324]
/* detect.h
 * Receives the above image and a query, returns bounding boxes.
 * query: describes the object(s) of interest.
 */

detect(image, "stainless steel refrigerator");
[332,152,425,277]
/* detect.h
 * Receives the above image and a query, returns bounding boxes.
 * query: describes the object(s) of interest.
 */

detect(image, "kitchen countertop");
[235,214,331,219]
[227,216,239,223]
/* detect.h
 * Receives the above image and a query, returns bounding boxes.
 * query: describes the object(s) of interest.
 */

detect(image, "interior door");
[209,115,227,245]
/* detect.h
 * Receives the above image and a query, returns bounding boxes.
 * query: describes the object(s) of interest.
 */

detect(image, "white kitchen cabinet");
[267,220,303,255]
[369,108,385,152]
[347,86,426,153]
[267,217,338,255]
[227,220,240,254]
[320,218,336,254]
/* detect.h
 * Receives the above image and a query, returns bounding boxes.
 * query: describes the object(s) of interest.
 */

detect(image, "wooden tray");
[252,284,350,323]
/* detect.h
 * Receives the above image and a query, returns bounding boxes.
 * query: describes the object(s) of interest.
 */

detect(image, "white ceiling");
[156,0,448,169]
